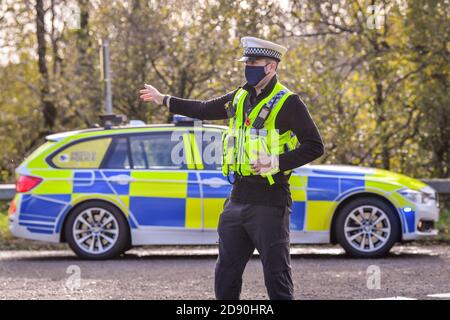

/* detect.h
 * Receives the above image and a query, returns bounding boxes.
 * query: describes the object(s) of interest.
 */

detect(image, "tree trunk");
[36,0,57,130]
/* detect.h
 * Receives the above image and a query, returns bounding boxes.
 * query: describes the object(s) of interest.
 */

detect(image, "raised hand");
[139,84,164,105]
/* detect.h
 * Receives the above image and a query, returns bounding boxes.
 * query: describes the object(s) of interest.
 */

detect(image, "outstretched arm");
[139,84,236,121]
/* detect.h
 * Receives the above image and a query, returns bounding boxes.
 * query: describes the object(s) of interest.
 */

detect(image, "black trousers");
[214,199,294,300]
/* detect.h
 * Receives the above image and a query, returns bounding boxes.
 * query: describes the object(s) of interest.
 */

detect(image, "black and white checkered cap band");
[244,47,282,60]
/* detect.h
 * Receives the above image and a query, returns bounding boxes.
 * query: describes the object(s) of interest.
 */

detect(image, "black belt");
[232,172,291,185]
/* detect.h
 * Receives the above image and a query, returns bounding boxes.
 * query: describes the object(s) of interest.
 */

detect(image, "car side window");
[102,137,130,169]
[51,138,112,169]
[129,132,186,170]
[198,130,223,171]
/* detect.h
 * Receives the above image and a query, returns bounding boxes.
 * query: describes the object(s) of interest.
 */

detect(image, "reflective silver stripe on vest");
[265,90,287,113]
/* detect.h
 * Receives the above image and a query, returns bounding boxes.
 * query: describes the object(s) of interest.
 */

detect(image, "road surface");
[0,244,449,300]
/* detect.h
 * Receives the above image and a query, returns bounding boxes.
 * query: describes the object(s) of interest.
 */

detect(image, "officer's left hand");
[250,150,279,175]
[139,84,164,105]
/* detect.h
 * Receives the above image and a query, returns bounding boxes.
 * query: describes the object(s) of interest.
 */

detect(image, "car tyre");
[335,197,400,258]
[65,201,130,260]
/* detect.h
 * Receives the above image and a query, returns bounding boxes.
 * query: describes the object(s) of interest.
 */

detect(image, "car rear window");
[50,138,112,169]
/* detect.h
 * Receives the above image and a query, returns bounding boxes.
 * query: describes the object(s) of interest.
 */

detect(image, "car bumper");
[8,212,60,243]
[401,200,440,241]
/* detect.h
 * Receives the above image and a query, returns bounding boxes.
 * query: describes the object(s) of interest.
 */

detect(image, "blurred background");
[0,0,448,244]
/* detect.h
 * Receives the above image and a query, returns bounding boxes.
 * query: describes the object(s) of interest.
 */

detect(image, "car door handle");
[201,177,229,188]
[107,174,135,185]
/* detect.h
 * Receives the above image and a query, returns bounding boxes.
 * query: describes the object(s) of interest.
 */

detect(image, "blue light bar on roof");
[172,115,201,126]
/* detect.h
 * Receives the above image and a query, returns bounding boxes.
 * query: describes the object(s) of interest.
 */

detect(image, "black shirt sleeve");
[168,90,237,120]
[276,94,325,171]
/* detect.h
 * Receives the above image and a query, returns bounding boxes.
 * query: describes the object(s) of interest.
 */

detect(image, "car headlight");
[398,188,436,205]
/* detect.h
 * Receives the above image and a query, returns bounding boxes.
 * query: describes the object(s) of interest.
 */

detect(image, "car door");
[192,128,231,230]
[106,130,202,231]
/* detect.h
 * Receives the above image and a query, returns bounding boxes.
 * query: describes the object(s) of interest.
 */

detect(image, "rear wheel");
[65,201,130,260]
[335,197,400,258]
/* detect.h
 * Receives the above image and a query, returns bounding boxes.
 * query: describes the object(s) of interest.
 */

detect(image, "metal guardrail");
[0,184,15,201]
[421,179,450,194]
[0,180,449,201]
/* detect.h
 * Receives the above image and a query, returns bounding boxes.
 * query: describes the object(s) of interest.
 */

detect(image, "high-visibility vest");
[222,81,298,185]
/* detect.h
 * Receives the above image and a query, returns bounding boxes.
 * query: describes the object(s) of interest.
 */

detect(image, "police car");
[8,115,440,259]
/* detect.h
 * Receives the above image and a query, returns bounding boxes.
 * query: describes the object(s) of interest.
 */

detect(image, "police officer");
[140,36,324,300]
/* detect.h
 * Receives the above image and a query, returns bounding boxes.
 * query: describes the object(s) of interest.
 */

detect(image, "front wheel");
[65,201,130,260]
[335,197,400,258]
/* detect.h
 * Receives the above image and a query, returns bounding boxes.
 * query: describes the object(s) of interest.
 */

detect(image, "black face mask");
[244,64,269,86]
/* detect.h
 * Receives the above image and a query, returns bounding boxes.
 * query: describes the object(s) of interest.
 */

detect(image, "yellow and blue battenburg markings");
[290,170,366,232]
[17,169,136,234]
[17,168,73,235]
[291,169,416,233]
[185,172,232,229]
[196,172,231,229]
[129,171,189,228]
[17,168,232,234]
[19,194,71,234]
[304,169,365,232]
[15,127,420,238]
[17,167,418,235]
[288,168,417,234]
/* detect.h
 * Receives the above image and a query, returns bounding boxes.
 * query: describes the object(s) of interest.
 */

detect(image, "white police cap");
[238,36,287,62]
